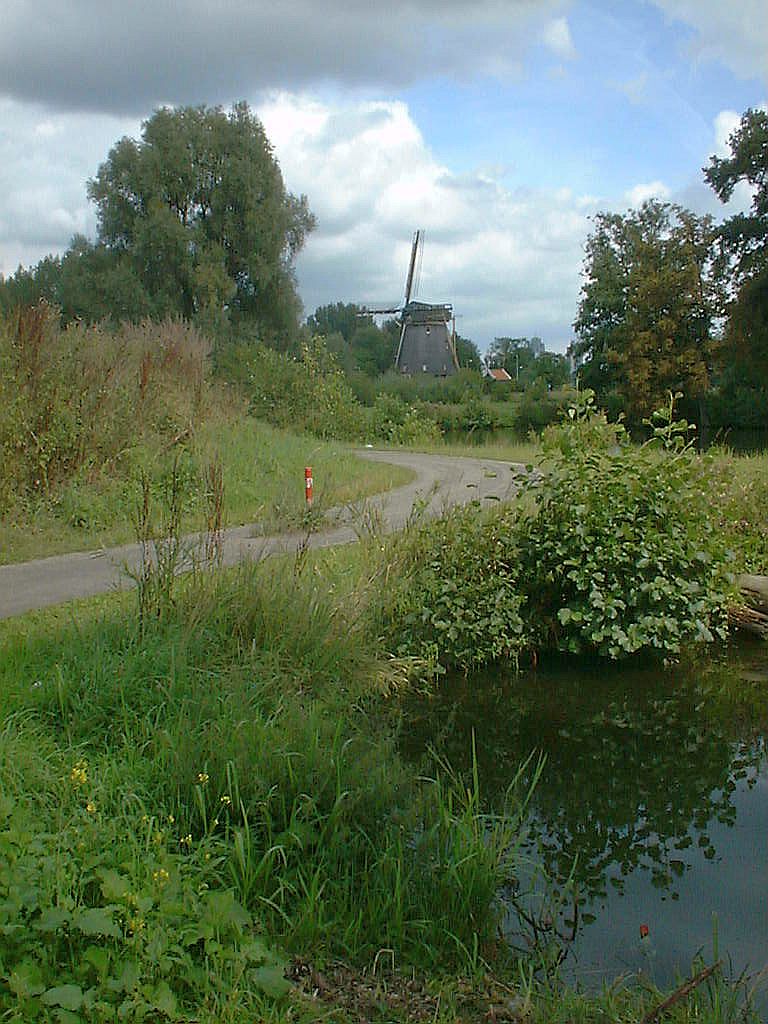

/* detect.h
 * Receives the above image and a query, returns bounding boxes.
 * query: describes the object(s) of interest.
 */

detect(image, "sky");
[0,1,766,354]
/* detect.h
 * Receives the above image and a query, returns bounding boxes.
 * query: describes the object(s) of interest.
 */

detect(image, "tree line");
[574,108,768,433]
[1,103,765,434]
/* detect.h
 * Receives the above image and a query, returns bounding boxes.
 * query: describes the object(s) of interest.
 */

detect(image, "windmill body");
[395,300,457,376]
[364,231,459,376]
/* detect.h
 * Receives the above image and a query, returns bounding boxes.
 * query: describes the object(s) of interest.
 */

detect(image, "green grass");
[0,554,533,1021]
[0,417,412,565]
[0,542,761,1022]
[416,434,542,464]
[708,447,768,574]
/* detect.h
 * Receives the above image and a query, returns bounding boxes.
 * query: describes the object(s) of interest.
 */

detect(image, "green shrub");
[379,503,529,671]
[518,393,733,658]
[369,394,442,445]
[247,336,364,440]
[514,383,577,434]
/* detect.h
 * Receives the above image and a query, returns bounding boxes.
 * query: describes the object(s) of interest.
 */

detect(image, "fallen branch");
[640,961,721,1024]
[737,574,768,616]
[729,604,768,639]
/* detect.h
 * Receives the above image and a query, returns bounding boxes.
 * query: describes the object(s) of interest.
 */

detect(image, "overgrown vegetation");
[0,550,541,1022]
[376,393,740,671]
[0,307,411,563]
[0,538,761,1022]
[0,96,766,1024]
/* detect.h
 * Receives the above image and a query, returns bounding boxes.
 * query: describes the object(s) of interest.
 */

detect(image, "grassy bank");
[0,416,411,564]
[0,311,411,564]
[0,540,761,1022]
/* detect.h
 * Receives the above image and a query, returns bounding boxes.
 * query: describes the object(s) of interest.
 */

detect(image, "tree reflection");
[400,652,767,923]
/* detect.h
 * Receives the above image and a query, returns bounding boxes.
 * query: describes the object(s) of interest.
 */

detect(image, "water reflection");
[400,646,768,983]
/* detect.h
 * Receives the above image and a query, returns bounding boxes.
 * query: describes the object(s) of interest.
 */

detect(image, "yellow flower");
[70,760,88,787]
[152,868,170,886]
[180,834,193,847]
[128,915,145,934]
[196,772,209,786]
[220,795,232,806]
[86,801,96,814]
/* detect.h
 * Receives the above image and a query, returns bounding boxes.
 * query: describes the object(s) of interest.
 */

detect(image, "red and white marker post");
[305,466,313,510]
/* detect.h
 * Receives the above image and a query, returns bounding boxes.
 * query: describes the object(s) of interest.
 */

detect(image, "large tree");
[88,102,314,339]
[0,103,314,341]
[574,200,721,422]
[454,333,481,371]
[705,108,768,385]
[306,302,371,342]
[306,302,401,376]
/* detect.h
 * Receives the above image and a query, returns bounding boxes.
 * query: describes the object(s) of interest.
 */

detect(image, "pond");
[400,643,768,996]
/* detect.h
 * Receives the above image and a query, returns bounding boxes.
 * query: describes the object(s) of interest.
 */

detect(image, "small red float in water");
[639,924,650,939]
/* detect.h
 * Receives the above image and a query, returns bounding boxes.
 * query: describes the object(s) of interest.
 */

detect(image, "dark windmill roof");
[402,301,452,323]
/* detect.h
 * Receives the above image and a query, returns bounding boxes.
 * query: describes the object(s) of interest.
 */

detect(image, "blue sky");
[404,4,759,196]
[0,0,765,352]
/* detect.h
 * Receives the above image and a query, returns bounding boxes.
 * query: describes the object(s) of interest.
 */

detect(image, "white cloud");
[651,1,768,84]
[712,109,742,157]
[624,180,671,207]
[542,17,577,61]
[0,98,140,275]
[260,93,596,350]
[617,72,649,106]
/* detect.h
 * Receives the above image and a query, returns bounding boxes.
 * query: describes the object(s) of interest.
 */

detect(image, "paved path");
[0,450,527,620]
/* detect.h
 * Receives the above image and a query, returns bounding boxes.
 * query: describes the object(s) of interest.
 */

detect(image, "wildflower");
[86,801,96,814]
[128,916,145,934]
[70,760,88,787]
[152,868,170,886]
[180,834,193,847]
[167,815,175,824]
[220,794,232,806]
[196,772,209,786]
[141,814,150,825]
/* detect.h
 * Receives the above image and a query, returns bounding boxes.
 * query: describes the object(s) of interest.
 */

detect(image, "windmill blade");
[413,229,424,301]
[403,229,421,306]
[359,305,402,316]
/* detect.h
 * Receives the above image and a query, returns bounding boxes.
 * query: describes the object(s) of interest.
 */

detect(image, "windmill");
[363,230,459,376]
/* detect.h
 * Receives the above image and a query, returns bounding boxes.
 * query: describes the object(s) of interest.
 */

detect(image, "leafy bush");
[246,336,364,440]
[518,393,733,658]
[379,503,529,671]
[368,394,442,446]
[514,382,577,434]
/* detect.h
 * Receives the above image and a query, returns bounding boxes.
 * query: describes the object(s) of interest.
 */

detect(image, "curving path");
[0,450,528,620]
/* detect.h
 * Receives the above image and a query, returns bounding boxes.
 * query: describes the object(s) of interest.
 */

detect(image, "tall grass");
[0,556,529,986]
[0,307,411,563]
[0,545,761,1020]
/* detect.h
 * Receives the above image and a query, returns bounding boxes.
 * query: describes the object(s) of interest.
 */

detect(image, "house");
[483,366,513,382]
